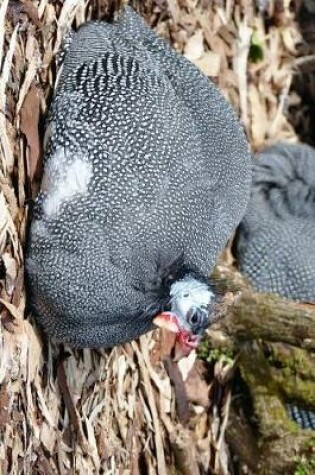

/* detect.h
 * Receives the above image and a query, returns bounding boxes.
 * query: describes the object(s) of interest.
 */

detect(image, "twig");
[163,356,190,425]
[133,341,167,475]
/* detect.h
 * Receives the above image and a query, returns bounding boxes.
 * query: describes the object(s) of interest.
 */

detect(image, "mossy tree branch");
[210,266,315,351]
[208,265,315,475]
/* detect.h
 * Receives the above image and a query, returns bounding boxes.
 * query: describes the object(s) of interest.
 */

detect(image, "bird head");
[153,275,215,359]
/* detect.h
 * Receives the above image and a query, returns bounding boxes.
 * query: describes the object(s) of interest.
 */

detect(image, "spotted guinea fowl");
[26,7,251,353]
[234,141,315,430]
[235,142,315,302]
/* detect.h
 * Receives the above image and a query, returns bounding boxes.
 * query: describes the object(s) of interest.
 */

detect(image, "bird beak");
[173,331,199,360]
[153,312,200,361]
[153,312,180,334]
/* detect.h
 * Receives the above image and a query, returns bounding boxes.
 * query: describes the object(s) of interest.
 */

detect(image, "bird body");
[26,7,251,349]
[235,142,315,303]
[235,142,315,430]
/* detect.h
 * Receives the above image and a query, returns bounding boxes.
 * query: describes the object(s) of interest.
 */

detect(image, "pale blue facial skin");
[169,276,214,335]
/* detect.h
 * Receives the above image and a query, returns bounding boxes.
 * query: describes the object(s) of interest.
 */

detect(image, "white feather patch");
[42,148,92,217]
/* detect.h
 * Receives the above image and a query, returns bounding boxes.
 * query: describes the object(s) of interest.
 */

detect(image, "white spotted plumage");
[26,7,251,348]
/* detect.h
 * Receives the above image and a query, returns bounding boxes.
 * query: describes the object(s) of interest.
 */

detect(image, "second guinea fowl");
[235,141,315,430]
[235,142,315,303]
[26,7,251,351]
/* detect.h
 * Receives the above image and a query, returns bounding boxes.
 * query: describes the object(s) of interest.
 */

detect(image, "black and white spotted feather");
[26,7,251,348]
[235,142,315,303]
[235,142,315,430]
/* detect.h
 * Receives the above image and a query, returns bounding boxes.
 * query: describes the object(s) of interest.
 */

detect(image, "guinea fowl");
[26,7,251,352]
[235,142,315,303]
[235,141,315,430]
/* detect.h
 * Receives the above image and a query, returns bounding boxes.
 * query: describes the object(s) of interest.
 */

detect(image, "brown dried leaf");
[194,51,221,77]
[168,425,201,475]
[1,252,17,296]
[20,82,42,187]
[25,321,42,382]
[177,349,196,381]
[0,383,10,428]
[57,357,89,453]
[0,298,23,323]
[163,356,190,425]
[184,30,204,61]
[184,362,210,408]
[249,83,268,148]
[0,23,18,174]
[20,0,41,26]
[166,0,180,23]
